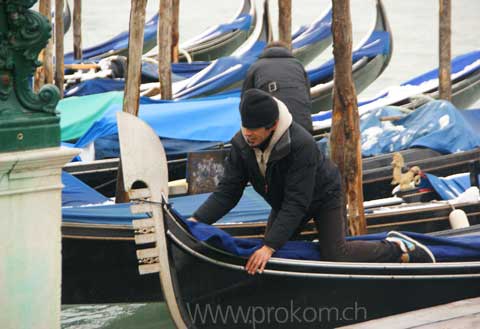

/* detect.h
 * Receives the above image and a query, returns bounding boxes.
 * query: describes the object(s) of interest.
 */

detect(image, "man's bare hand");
[187,217,198,222]
[245,245,274,275]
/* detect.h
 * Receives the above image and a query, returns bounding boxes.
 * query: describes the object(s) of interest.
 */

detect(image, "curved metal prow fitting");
[116,112,187,329]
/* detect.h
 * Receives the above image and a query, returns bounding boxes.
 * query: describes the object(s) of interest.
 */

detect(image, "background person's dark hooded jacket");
[193,100,341,251]
[242,46,313,132]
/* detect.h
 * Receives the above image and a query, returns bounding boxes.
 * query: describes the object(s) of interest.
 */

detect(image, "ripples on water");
[61,303,174,329]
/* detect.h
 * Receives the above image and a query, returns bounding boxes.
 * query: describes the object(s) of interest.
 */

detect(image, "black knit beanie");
[240,89,279,129]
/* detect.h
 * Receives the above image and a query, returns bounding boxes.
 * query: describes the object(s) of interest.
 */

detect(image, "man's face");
[241,122,277,148]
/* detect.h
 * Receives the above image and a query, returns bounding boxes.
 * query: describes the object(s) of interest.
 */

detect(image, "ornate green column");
[0,0,60,152]
[0,2,79,329]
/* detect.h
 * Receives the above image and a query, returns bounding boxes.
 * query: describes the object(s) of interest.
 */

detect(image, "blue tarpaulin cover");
[423,173,478,200]
[74,92,242,149]
[181,214,480,262]
[62,172,109,206]
[359,101,480,156]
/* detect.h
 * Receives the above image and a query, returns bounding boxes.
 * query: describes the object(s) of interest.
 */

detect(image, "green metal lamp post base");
[0,0,61,153]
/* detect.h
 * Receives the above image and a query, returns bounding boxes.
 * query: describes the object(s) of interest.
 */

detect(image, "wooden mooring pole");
[330,0,366,236]
[54,0,64,97]
[116,0,148,203]
[439,0,452,101]
[172,0,179,63]
[158,0,173,99]
[278,0,292,49]
[73,0,82,60]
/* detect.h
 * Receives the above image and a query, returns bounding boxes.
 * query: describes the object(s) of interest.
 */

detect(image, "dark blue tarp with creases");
[358,101,480,156]
[423,173,478,200]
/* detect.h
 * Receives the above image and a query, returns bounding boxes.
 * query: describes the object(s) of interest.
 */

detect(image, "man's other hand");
[187,217,198,222]
[245,245,274,275]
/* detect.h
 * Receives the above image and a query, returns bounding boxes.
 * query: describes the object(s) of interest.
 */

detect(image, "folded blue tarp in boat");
[423,173,479,201]
[177,208,480,262]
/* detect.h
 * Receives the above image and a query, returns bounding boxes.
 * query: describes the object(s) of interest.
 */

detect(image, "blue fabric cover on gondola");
[172,41,267,99]
[65,79,126,97]
[62,185,269,223]
[93,134,222,159]
[62,172,109,206]
[359,101,480,156]
[74,92,242,149]
[307,31,390,85]
[178,209,480,262]
[64,14,159,64]
[423,173,478,200]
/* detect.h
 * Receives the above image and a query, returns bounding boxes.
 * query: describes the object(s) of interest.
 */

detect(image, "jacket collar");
[233,98,293,165]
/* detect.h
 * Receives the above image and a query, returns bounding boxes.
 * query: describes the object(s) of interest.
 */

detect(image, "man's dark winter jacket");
[193,101,341,251]
[242,46,313,132]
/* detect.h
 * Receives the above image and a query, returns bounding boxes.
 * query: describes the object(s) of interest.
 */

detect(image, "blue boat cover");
[307,31,390,85]
[64,14,159,64]
[358,101,480,156]
[178,208,480,262]
[423,173,478,201]
[62,172,109,206]
[172,41,266,99]
[311,50,480,123]
[65,79,126,98]
[62,185,269,225]
[74,92,242,149]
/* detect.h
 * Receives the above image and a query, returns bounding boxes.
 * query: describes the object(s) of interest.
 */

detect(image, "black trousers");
[313,207,402,262]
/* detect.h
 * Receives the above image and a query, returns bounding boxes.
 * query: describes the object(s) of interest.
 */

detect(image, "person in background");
[242,41,313,132]
[189,89,436,275]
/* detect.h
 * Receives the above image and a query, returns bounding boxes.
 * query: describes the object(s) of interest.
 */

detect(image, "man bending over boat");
[188,89,435,275]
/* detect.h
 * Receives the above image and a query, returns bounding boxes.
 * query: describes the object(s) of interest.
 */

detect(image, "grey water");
[61,1,480,327]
